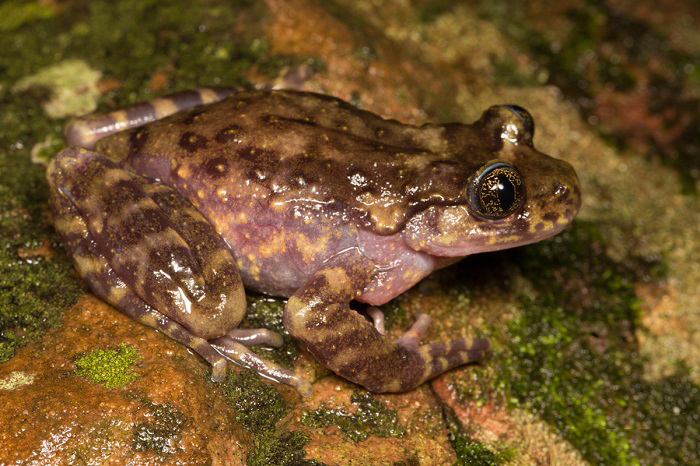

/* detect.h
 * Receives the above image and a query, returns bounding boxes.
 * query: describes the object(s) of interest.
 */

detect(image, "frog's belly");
[200,203,361,297]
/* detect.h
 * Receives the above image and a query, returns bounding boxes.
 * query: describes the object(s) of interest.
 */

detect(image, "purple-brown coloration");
[47,88,580,395]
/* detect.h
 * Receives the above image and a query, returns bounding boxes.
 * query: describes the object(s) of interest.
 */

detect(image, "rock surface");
[1,0,699,464]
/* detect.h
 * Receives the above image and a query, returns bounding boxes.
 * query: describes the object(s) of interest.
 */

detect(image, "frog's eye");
[468,162,524,219]
[489,105,534,145]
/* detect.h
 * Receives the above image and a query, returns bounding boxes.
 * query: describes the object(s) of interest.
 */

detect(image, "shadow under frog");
[47,88,580,396]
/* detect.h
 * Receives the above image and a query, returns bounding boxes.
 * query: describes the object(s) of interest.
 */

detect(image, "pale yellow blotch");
[72,254,102,276]
[107,286,128,303]
[294,233,330,263]
[139,312,159,327]
[152,97,180,119]
[329,345,362,369]
[111,110,129,132]
[101,167,132,188]
[198,88,220,104]
[56,215,89,236]
[177,164,192,179]
[257,234,287,258]
[111,197,158,226]
[249,263,261,281]
[322,267,351,296]
[88,218,104,236]
[210,247,236,269]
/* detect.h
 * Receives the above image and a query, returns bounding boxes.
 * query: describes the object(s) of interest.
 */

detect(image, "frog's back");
[93,90,474,295]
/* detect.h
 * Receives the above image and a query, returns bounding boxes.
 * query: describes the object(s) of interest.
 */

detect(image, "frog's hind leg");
[283,249,491,393]
[64,87,240,149]
[210,337,312,396]
[48,176,230,380]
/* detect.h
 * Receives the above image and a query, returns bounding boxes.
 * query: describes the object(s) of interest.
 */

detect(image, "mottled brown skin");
[48,88,580,394]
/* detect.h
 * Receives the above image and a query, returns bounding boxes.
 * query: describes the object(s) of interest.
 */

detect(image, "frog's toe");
[227,328,284,347]
[396,313,431,349]
[210,337,311,396]
[366,306,386,335]
[210,358,228,382]
[416,337,492,380]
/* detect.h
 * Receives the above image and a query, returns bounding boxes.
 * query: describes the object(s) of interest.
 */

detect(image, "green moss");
[75,343,142,389]
[0,1,54,32]
[0,371,36,390]
[247,429,323,466]
[0,0,292,363]
[242,294,300,369]
[0,188,85,363]
[378,296,409,329]
[444,407,515,466]
[473,221,700,465]
[247,430,323,466]
[219,368,288,435]
[301,390,403,442]
[133,399,185,454]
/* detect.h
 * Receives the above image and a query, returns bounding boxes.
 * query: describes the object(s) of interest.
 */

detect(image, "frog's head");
[404,105,581,257]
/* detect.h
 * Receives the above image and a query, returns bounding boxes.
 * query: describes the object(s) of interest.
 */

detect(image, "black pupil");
[496,174,515,211]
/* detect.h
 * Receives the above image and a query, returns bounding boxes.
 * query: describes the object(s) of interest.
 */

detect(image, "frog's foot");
[284,249,491,393]
[366,307,386,335]
[227,328,284,347]
[48,148,259,385]
[210,337,312,397]
[396,313,431,349]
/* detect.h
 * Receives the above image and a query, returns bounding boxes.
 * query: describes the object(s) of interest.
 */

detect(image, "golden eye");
[469,162,524,219]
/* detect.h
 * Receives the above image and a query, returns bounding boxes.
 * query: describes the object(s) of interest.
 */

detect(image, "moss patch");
[0,184,84,363]
[74,343,141,389]
[444,407,515,466]
[247,430,321,466]
[133,399,185,455]
[219,368,288,435]
[301,390,404,442]
[219,369,322,464]
[475,221,700,465]
[0,0,296,364]
[242,295,299,369]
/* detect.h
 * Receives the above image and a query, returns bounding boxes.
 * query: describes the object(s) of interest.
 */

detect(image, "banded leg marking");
[284,249,491,393]
[47,174,229,380]
[64,87,239,148]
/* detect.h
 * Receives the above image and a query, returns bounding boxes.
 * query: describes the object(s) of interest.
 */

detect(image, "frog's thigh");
[283,249,491,393]
[49,186,229,380]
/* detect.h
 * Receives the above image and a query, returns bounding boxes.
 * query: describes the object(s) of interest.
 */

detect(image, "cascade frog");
[47,87,580,396]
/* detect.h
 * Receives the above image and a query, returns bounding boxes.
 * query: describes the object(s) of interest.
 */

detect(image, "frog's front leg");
[283,249,491,393]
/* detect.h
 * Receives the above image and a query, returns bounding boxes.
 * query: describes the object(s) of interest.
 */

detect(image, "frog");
[47,87,581,396]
